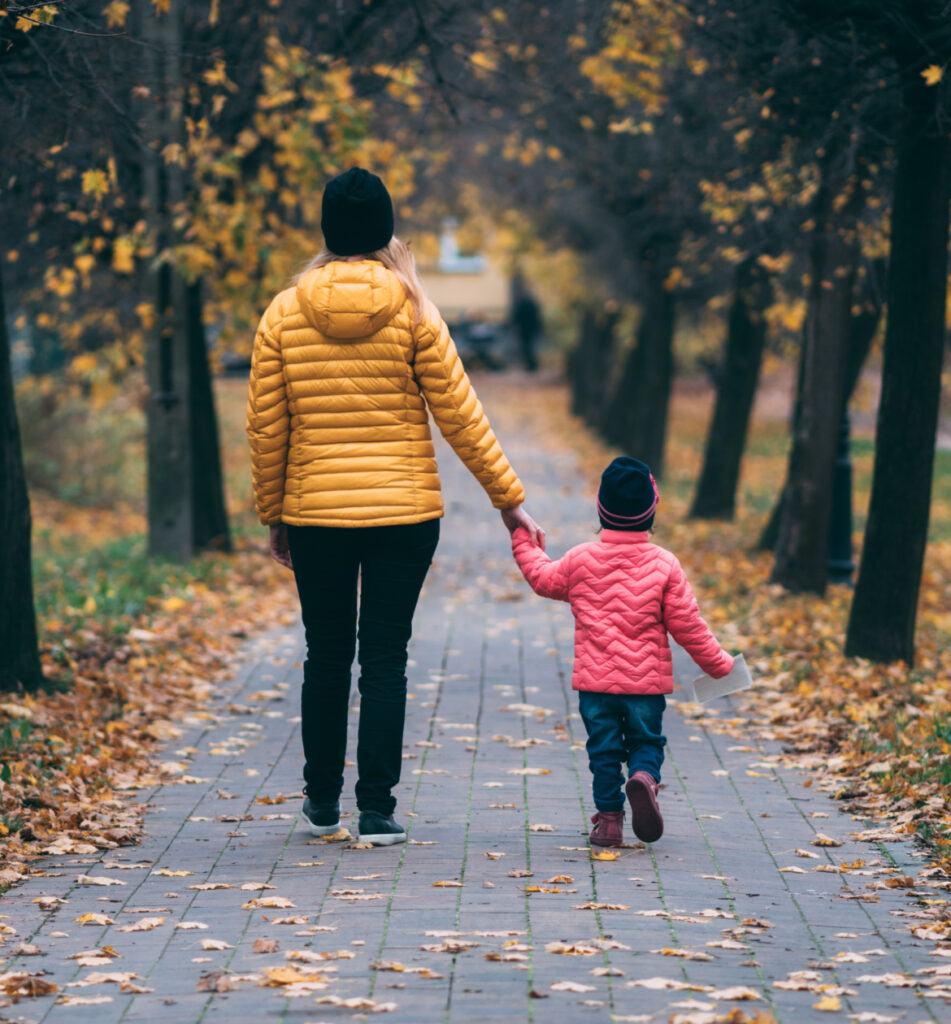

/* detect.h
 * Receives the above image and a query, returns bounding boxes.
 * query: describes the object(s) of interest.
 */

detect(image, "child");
[511,456,734,846]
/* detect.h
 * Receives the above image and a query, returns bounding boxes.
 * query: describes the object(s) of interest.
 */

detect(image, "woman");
[247,167,543,846]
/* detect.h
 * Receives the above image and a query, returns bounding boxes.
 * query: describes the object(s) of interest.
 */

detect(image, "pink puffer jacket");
[512,528,733,695]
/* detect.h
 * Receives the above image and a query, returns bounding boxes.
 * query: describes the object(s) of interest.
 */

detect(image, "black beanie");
[597,456,659,531]
[321,167,394,256]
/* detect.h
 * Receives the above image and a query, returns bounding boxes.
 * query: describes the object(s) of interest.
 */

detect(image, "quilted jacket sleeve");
[662,557,734,678]
[246,299,289,526]
[413,305,525,510]
[512,528,571,602]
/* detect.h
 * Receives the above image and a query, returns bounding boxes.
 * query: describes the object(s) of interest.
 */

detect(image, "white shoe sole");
[301,812,342,837]
[359,832,407,846]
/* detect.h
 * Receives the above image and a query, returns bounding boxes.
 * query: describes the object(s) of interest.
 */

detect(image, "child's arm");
[662,557,734,678]
[512,528,571,602]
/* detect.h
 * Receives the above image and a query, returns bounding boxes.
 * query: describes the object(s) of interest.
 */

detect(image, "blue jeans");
[578,691,667,812]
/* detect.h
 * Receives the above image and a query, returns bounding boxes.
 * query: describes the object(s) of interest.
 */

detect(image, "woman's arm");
[246,301,289,527]
[512,528,571,601]
[662,557,734,678]
[413,306,526,511]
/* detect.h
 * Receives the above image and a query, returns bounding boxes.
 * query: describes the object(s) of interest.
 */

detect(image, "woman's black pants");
[286,519,439,815]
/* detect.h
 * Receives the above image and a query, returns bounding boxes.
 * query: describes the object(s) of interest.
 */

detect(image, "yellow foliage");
[102,1,129,30]
[81,169,110,199]
[112,236,136,275]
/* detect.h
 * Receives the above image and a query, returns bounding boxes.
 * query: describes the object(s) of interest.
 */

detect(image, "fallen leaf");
[653,947,714,961]
[814,995,843,1012]
[117,916,165,933]
[242,896,295,910]
[74,917,115,933]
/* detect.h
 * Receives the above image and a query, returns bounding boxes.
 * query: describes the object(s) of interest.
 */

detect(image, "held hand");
[501,505,546,550]
[269,524,293,570]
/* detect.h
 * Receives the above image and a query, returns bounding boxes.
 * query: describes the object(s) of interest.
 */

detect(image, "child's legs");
[578,692,627,812]
[620,695,667,783]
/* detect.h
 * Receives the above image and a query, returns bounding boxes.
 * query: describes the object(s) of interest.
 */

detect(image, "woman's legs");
[355,519,439,814]
[287,525,359,805]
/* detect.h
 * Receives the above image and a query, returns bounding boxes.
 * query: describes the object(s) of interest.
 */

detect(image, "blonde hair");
[297,236,427,327]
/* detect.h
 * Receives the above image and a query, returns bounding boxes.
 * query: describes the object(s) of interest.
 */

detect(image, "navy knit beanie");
[597,456,659,531]
[321,167,394,256]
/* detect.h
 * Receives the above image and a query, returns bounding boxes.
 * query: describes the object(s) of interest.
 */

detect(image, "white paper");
[669,636,700,700]
[692,653,752,704]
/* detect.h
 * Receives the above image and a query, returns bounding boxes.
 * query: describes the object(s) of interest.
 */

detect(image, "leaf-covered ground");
[2,365,948,893]
[534,364,951,868]
[1,379,297,884]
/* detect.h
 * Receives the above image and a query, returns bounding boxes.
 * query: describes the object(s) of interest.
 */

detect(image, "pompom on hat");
[597,456,659,531]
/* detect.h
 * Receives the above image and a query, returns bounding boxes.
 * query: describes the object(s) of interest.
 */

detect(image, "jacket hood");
[296,259,406,340]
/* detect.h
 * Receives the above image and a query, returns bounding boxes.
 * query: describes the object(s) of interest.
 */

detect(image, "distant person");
[247,167,544,847]
[510,456,736,847]
[510,272,542,372]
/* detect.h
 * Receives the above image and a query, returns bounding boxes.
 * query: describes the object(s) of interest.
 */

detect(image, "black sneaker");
[358,810,407,846]
[301,797,341,837]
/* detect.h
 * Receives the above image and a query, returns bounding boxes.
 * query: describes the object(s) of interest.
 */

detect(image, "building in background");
[417,219,510,322]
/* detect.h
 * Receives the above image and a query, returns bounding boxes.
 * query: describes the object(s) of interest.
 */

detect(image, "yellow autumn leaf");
[590,849,620,861]
[813,995,842,1012]
[102,1,130,29]
[81,169,110,198]
[921,64,944,86]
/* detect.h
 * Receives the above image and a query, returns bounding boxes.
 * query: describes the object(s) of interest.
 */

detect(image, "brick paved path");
[2,376,945,1024]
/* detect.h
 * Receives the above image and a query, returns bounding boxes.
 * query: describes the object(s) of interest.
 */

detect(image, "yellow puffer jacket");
[246,259,525,527]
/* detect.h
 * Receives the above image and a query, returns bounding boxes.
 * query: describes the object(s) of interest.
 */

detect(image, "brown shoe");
[589,810,624,847]
[626,772,663,842]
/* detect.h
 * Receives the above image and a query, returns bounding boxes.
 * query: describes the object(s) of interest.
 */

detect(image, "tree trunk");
[846,76,949,664]
[843,257,886,403]
[567,306,594,417]
[0,272,43,691]
[690,258,771,520]
[570,304,619,426]
[771,178,859,593]
[187,279,231,552]
[600,266,676,477]
[757,257,882,553]
[584,306,619,428]
[756,341,805,552]
[141,2,229,558]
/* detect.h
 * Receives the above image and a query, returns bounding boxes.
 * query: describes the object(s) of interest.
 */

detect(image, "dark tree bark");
[771,178,860,593]
[757,256,884,552]
[843,257,886,403]
[187,279,231,552]
[569,304,620,426]
[0,272,43,692]
[140,1,230,559]
[567,306,594,417]
[756,341,805,552]
[846,75,949,664]
[690,258,772,520]
[601,265,676,477]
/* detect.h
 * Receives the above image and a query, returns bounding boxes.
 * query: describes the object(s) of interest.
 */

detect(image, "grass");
[24,375,267,648]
